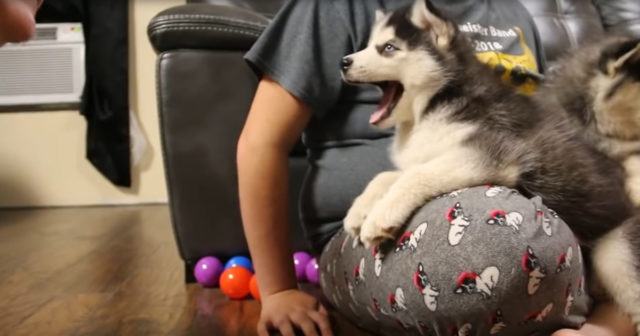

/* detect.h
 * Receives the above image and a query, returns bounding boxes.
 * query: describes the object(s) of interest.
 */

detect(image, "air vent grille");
[0,48,74,96]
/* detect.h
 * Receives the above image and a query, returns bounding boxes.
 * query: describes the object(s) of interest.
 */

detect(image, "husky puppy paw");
[344,196,371,238]
[359,199,412,248]
[359,214,397,248]
[343,171,401,238]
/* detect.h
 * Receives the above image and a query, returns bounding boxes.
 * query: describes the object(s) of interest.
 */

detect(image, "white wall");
[0,0,185,207]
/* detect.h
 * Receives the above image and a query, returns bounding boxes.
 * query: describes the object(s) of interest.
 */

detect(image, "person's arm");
[0,0,43,46]
[237,76,332,336]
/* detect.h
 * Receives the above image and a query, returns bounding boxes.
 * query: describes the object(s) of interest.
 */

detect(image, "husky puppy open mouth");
[341,0,640,331]
[370,82,404,126]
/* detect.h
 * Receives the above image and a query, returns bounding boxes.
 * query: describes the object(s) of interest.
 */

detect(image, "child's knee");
[321,186,590,334]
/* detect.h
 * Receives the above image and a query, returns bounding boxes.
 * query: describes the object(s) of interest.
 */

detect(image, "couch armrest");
[148,3,269,53]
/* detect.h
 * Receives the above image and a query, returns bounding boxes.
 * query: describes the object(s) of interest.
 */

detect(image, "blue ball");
[224,256,253,272]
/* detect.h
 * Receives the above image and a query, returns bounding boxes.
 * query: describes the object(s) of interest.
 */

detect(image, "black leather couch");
[148,0,640,282]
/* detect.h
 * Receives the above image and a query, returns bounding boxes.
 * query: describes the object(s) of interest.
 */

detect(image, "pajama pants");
[319,186,591,336]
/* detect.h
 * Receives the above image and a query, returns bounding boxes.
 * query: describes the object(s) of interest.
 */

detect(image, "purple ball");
[194,256,223,287]
[293,251,312,281]
[305,257,320,284]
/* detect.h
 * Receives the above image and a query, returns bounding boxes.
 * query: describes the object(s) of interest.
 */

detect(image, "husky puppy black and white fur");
[340,0,640,330]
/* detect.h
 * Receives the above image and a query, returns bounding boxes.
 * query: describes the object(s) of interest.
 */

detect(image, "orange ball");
[249,275,260,301]
[219,267,252,300]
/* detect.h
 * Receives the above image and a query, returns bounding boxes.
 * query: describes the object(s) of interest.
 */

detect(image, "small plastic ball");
[224,256,253,272]
[293,251,312,281]
[249,274,260,301]
[305,257,320,284]
[220,267,253,300]
[194,256,223,287]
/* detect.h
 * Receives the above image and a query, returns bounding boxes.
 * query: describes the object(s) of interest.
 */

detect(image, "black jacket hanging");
[37,0,130,187]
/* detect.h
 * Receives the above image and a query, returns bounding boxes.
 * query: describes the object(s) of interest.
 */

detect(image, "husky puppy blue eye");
[384,43,398,52]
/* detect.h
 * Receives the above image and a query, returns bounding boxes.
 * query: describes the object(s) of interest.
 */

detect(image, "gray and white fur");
[540,37,640,205]
[540,36,640,331]
[340,0,640,331]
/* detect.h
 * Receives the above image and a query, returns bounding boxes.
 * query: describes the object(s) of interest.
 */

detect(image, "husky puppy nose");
[341,57,353,71]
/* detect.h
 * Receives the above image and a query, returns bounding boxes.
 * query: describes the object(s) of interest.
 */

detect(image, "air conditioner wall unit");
[0,23,85,108]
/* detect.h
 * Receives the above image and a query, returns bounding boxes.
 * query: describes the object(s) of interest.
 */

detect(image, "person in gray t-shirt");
[237,1,636,335]
[245,0,547,254]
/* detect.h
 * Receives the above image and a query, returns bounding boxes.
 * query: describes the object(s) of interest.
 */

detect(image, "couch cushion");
[518,0,605,64]
[593,0,640,37]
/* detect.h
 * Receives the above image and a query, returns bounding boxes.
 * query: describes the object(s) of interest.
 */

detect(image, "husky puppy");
[340,0,640,330]
[539,36,640,331]
[540,37,640,206]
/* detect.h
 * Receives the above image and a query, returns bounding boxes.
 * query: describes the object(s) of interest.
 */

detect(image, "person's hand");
[0,0,43,45]
[258,289,333,336]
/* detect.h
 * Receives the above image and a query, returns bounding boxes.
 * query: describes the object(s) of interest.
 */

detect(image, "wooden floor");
[0,205,367,336]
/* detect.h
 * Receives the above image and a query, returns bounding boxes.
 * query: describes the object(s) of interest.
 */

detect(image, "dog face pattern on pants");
[388,287,408,313]
[486,209,523,232]
[446,202,472,246]
[395,222,428,252]
[454,266,500,299]
[354,257,365,285]
[372,246,384,277]
[522,246,547,295]
[485,185,505,197]
[556,246,573,273]
[536,208,553,236]
[564,283,575,315]
[413,262,440,311]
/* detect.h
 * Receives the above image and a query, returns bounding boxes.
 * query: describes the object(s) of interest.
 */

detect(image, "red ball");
[249,275,260,301]
[219,267,252,300]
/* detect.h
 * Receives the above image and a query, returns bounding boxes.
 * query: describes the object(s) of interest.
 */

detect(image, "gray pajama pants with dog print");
[319,186,591,336]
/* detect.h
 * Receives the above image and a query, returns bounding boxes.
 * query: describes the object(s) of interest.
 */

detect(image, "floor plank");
[0,205,367,336]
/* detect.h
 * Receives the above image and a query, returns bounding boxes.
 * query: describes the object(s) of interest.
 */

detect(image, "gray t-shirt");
[245,0,547,251]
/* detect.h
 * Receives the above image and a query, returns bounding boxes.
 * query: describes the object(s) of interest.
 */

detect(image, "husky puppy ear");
[374,9,386,22]
[602,40,640,76]
[409,0,455,48]
[613,41,640,72]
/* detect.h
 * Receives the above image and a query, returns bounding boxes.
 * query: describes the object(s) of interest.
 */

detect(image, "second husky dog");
[541,37,640,206]
[341,0,640,331]
[540,35,640,332]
